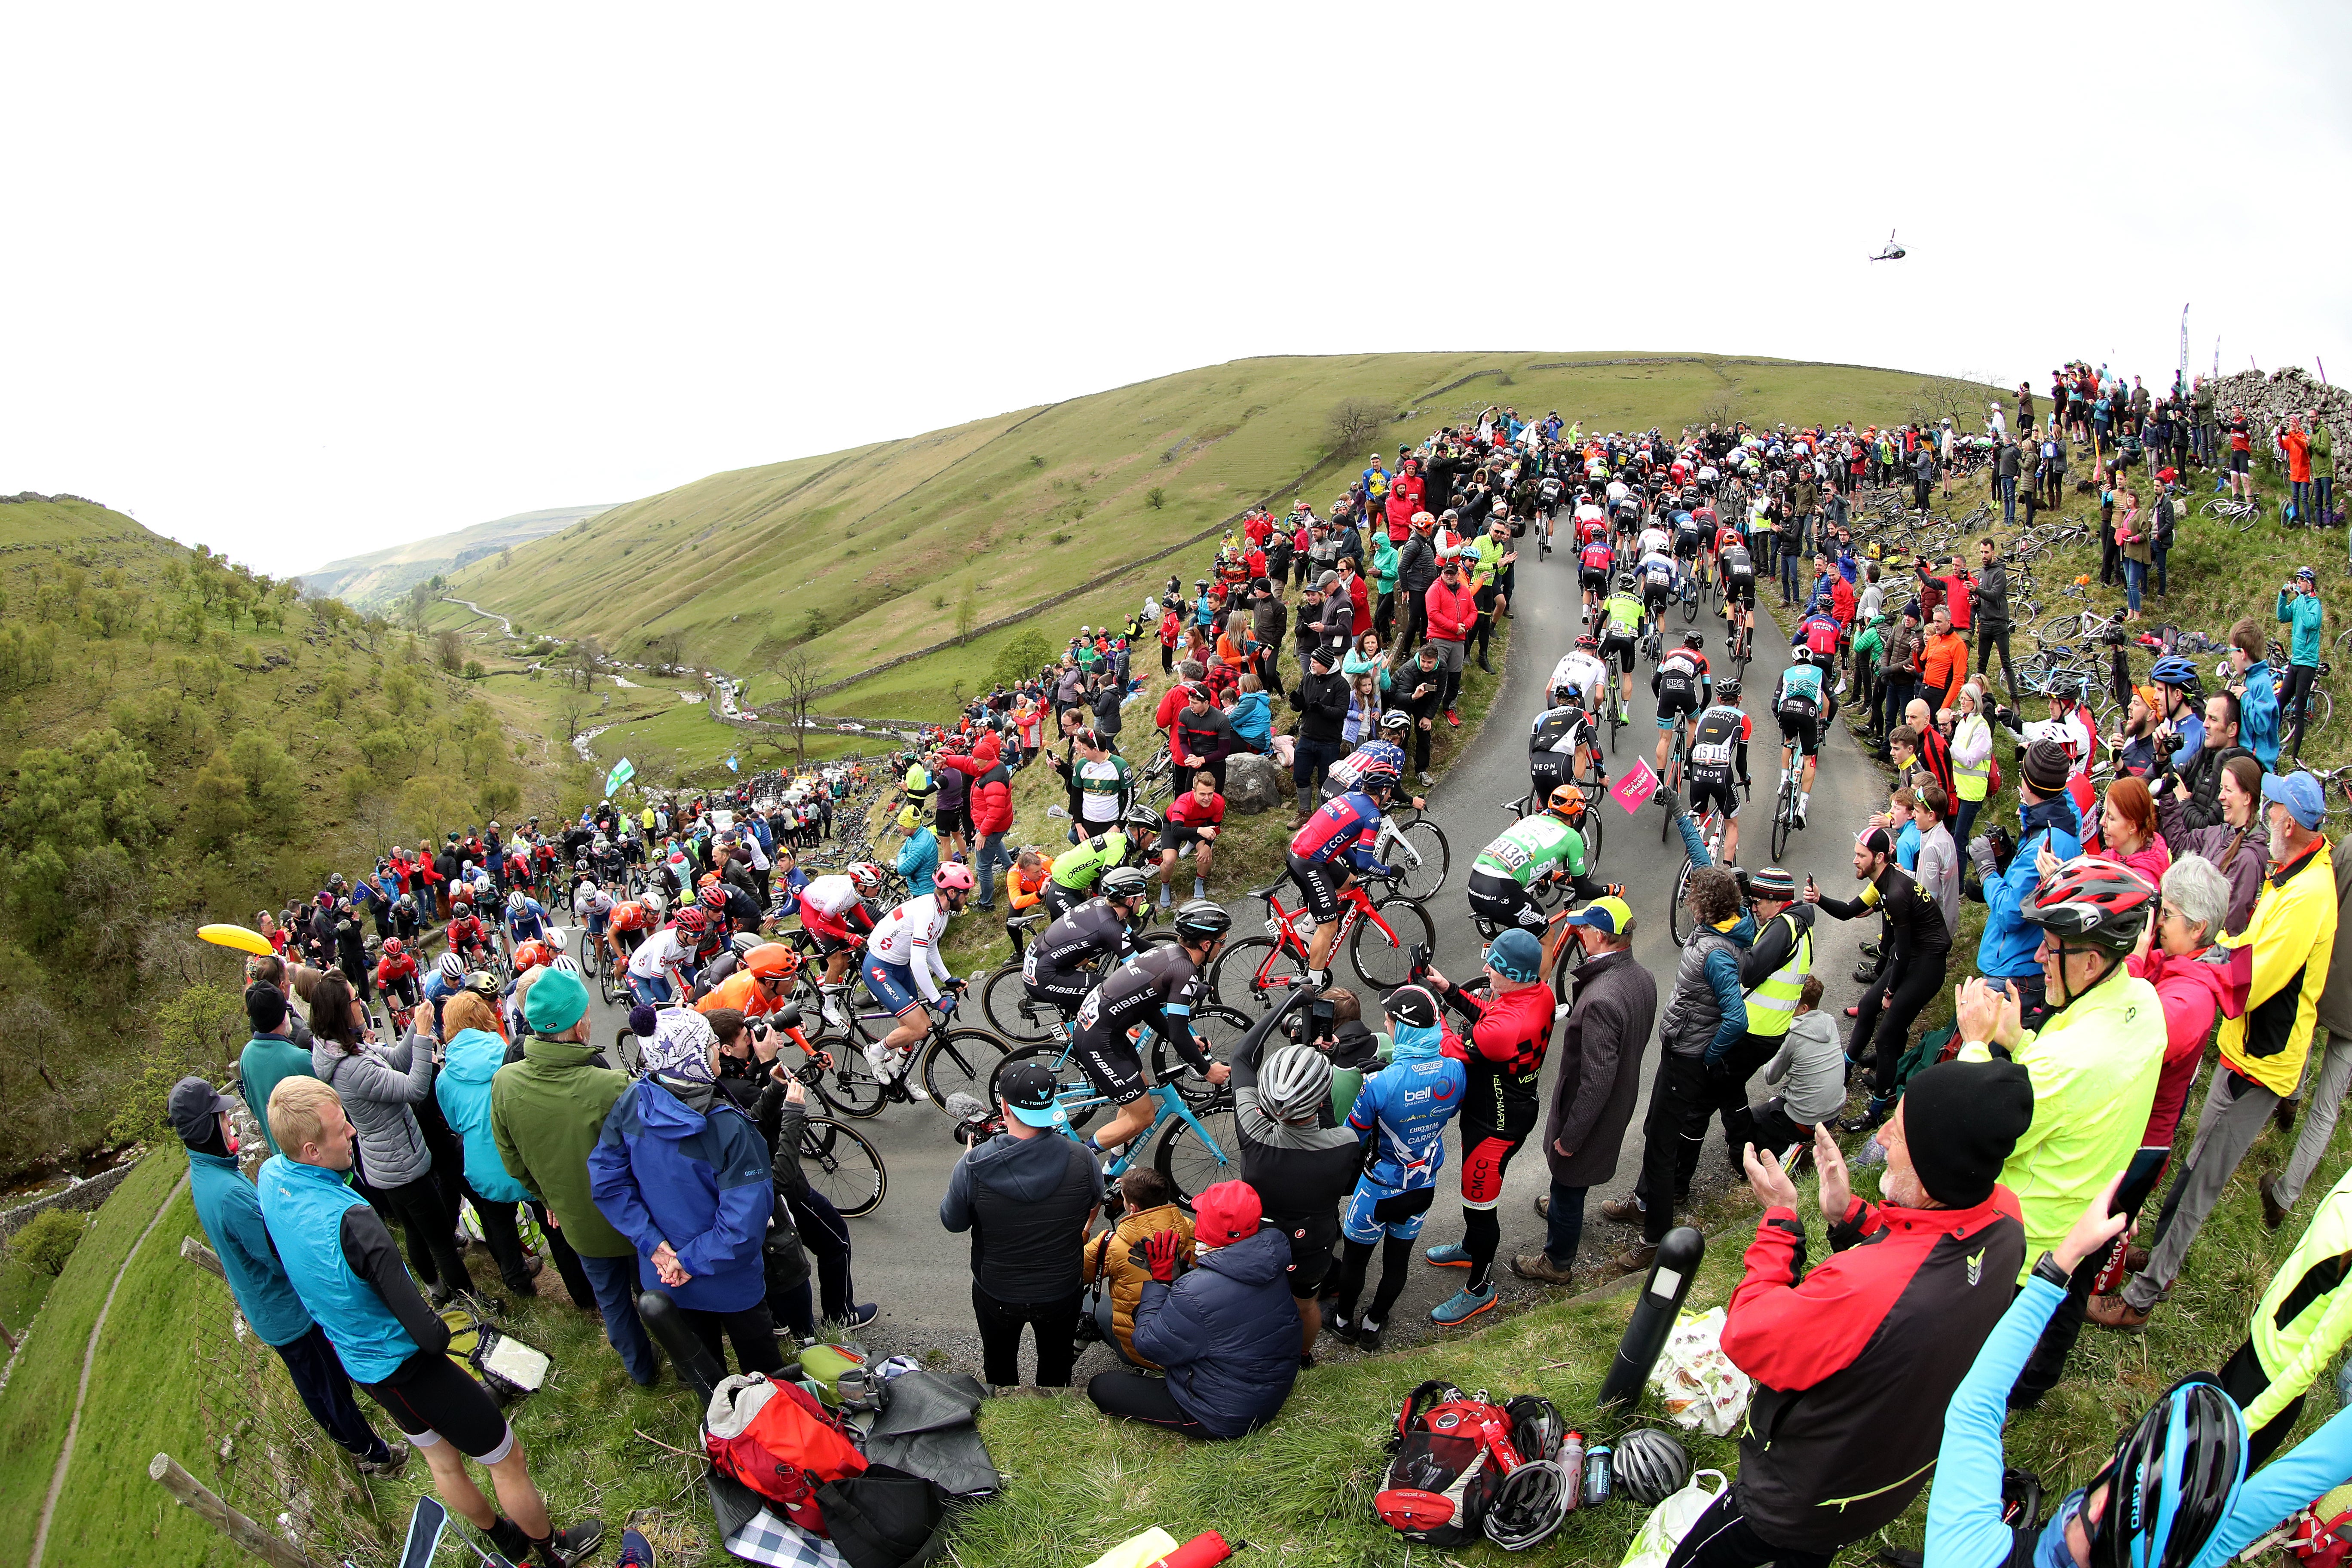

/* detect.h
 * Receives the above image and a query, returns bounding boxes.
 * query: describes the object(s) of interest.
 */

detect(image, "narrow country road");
[442,595,513,634]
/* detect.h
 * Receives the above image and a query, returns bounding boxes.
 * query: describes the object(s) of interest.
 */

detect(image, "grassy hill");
[440,352,1985,719]
[298,503,615,611]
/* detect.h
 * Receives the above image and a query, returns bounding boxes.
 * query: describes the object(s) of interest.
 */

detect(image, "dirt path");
[27,1171,189,1568]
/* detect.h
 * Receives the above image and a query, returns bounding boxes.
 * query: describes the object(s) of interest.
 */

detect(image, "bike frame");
[1035,1025,1234,1179]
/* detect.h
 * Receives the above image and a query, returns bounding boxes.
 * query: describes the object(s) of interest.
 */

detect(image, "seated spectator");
[1081,1168,1196,1369]
[1087,1180,1299,1440]
[1707,1060,2033,1567]
[1156,771,1226,908]
[1731,975,1844,1162]
[587,1008,783,1377]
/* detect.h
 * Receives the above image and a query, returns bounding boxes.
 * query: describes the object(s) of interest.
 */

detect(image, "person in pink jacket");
[1420,558,1480,727]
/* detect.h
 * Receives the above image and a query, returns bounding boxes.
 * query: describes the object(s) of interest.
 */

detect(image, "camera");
[1985,823,2017,873]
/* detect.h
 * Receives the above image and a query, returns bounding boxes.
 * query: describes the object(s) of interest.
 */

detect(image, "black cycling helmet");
[1682,631,1704,650]
[1172,899,1231,942]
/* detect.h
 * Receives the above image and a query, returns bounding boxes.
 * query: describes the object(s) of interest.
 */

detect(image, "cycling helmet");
[1614,572,1636,591]
[1484,1460,1574,1553]
[934,862,977,893]
[1122,803,1163,833]
[2081,1375,2245,1568]
[729,931,762,958]
[591,833,611,850]
[547,927,567,953]
[697,870,722,889]
[576,875,597,893]
[744,943,798,980]
[1546,784,1588,821]
[552,955,580,974]
[1354,761,1400,796]
[1172,899,1232,942]
[1099,866,1151,902]
[1195,578,1210,591]
[1257,1044,1333,1124]
[511,939,551,974]
[641,891,665,918]
[697,884,728,912]
[674,906,711,936]
[396,892,416,909]
[2150,655,2202,692]
[2022,858,2158,953]
[1379,708,1412,733]
[848,862,885,895]
[383,937,405,958]
[462,971,500,998]
[1614,1428,1692,1506]
[506,890,524,911]
[437,952,465,982]
[2044,674,2083,704]
[1716,676,1741,702]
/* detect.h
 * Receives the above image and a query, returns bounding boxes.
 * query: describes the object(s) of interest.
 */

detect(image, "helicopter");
[1869,230,1906,262]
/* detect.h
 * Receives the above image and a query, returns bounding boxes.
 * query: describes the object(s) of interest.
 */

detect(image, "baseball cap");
[2263,769,2326,830]
[998,1062,1068,1130]
[1562,896,1635,936]
[167,1076,237,1145]
[1191,1180,1263,1247]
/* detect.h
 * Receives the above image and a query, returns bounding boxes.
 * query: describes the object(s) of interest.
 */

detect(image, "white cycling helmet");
[437,952,465,982]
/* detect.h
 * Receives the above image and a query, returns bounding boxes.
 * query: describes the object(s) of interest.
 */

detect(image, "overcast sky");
[6,1,2346,577]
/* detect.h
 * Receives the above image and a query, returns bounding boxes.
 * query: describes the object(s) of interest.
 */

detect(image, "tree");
[757,640,825,762]
[404,580,434,632]
[954,579,977,645]
[433,628,465,673]
[649,627,689,674]
[1909,368,1999,434]
[989,627,1056,691]
[1326,396,1389,456]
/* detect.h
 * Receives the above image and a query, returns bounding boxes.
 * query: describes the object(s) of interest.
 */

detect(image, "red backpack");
[705,1374,867,1535]
[1374,1381,1525,1546]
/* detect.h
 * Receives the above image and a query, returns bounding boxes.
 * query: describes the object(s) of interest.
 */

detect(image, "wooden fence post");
[181,1236,227,1281]
[148,1452,321,1568]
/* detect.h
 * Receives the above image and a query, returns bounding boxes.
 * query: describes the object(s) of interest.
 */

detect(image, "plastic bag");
[1618,1469,1726,1568]
[1647,1308,1752,1437]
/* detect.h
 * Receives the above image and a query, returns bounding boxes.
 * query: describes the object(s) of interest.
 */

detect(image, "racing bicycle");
[1209,873,1436,1003]
[985,1021,1245,1206]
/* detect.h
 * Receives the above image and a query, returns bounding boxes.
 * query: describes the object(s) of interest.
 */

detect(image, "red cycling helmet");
[383,937,405,958]
[2023,858,2157,953]
[675,907,711,936]
[698,883,729,910]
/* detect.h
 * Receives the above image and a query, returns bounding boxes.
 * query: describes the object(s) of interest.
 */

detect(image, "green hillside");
[298,503,615,611]
[442,352,1982,717]
[0,497,572,1182]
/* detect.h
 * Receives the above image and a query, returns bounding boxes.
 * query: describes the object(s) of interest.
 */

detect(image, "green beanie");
[524,968,590,1035]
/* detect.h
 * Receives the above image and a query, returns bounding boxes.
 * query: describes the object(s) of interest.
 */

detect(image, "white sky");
[5,1,2346,577]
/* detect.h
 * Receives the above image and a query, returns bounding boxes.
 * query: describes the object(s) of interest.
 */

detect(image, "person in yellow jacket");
[1081,1167,1195,1370]
[2220,1164,2352,1467]
[1954,856,2163,1407]
[2095,770,2340,1331]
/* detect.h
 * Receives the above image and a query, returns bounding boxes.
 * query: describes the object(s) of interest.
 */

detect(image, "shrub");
[463,660,485,679]
[1028,455,1045,468]
[1050,532,1072,546]
[12,1208,86,1277]
[1146,487,1166,510]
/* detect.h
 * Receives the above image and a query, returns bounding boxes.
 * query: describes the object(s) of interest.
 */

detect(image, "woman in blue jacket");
[432,990,579,1302]
[588,1008,783,1377]
[1226,678,1272,754]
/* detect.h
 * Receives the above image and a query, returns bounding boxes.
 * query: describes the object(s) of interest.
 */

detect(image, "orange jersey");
[696,968,783,1018]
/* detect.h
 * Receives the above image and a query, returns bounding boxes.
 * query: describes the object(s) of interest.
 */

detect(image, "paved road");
[555,545,1889,1380]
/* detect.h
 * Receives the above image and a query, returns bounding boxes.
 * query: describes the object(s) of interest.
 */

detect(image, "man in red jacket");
[1421,558,1479,727]
[1697,1060,2032,1568]
[940,732,1015,910]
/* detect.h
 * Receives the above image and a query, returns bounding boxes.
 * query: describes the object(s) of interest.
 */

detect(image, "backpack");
[1375,1381,1525,1545]
[705,1373,868,1535]
[2289,1482,2352,1567]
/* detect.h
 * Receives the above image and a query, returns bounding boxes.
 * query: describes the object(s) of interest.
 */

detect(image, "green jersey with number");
[1604,593,1643,637]
[1473,814,1588,887]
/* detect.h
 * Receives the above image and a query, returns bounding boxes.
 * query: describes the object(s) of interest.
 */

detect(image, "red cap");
[1190,1181,1262,1247]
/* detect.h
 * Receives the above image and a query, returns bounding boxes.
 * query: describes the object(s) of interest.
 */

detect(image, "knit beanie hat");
[523,967,590,1035]
[2022,738,2072,795]
[1900,1060,2035,1209]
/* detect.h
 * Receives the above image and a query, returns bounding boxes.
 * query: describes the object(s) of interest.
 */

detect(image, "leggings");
[1852,948,1949,1101]
[2285,662,2319,759]
[1333,1234,1415,1329]
[368,1172,476,1298]
[1087,1370,1219,1439]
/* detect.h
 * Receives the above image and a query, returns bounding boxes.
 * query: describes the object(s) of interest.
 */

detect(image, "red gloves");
[1144,1229,1183,1284]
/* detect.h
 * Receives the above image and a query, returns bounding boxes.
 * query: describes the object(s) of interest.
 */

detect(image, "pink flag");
[1610,759,1658,815]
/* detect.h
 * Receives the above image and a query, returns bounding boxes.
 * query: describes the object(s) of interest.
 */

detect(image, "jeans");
[1542,1178,1588,1268]
[577,1251,661,1385]
[2291,478,2313,526]
[2124,1069,2281,1308]
[2152,543,2169,598]
[2318,474,2335,530]
[2122,557,2146,614]
[273,1323,395,1463]
[1999,474,2017,524]
[973,1283,1082,1388]
[1776,548,1801,604]
[974,832,1011,908]
[1291,738,1344,805]
[1954,796,1981,854]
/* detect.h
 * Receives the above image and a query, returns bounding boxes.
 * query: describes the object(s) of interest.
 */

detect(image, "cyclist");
[1069,898,1232,1161]
[1637,540,1678,634]
[1286,762,1403,989]
[1684,674,1755,865]
[504,888,551,951]
[860,861,976,1085]
[797,861,884,1027]
[570,874,612,959]
[625,904,708,1006]
[444,891,495,971]
[374,937,422,1029]
[1577,528,1616,624]
[1323,718,1421,805]
[1528,679,1596,801]
[1773,649,1838,831]
[1651,632,1712,784]
[1599,572,1645,714]
[1043,826,1133,920]
[1022,865,1150,1029]
[1671,504,1704,591]
[1635,512,1672,567]
[1468,785,1618,938]
[606,890,656,973]
[695,941,799,1021]
[1419,927,1558,1326]
[1718,526,1757,656]
[1533,470,1565,542]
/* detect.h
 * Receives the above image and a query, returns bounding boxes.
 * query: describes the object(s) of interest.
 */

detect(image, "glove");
[1968,835,1999,881]
[1144,1229,1182,1284]
[938,993,958,1017]
[1651,786,1681,816]
[1602,883,1626,900]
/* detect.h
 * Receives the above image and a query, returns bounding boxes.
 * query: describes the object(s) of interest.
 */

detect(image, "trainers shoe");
[1352,1320,1386,1353]
[1850,1136,1888,1169]
[839,1303,880,1331]
[617,1526,657,1568]
[1446,709,1461,727]
[1424,1241,1472,1268]
[1430,1282,1498,1326]
[1510,1251,1577,1286]
[541,1518,606,1567]
[1599,1195,1645,1225]
[356,1441,410,1477]
[1418,771,1433,786]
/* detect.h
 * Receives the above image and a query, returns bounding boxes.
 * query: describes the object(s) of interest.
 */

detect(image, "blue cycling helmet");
[2076,1374,2245,1568]
[2149,655,2202,692]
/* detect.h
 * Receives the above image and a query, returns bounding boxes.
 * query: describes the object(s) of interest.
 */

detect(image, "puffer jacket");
[311,1030,435,1189]
[1975,793,2083,980]
[434,1027,535,1204]
[941,753,1012,836]
[1226,689,1271,753]
[1657,917,1753,1061]
[1083,1203,1195,1369]
[588,1075,774,1312]
[1131,1224,1299,1438]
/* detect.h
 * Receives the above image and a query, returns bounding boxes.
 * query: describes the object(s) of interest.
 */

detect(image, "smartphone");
[2110,1145,2171,1221]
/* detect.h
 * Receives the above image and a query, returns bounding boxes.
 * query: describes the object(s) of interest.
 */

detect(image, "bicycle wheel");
[1769,785,1792,864]
[612,1025,643,1078]
[1208,933,1307,1006]
[1548,923,1585,1006]
[799,1117,886,1219]
[2310,688,2335,735]
[916,1026,1008,1113]
[1153,1102,1240,1207]
[2040,614,2081,643]
[1667,859,1695,946]
[991,1041,1102,1134]
[597,952,619,1008]
[1389,818,1451,900]
[980,962,1059,1044]
[1350,896,1435,991]
[1155,1002,1252,1108]
[807,1042,888,1120]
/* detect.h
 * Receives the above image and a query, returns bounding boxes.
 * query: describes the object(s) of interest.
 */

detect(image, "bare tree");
[758,639,825,762]
[404,580,434,633]
[1326,397,1389,457]
[1909,368,2000,434]
[648,627,689,674]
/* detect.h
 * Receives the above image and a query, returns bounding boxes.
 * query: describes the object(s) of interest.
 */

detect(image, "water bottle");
[1558,1430,1586,1511]
[1583,1442,1613,1506]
